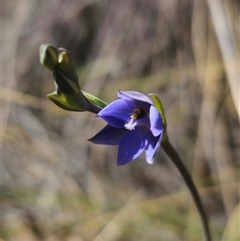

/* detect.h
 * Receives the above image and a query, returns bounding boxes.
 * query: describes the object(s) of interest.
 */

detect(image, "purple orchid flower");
[88,91,163,165]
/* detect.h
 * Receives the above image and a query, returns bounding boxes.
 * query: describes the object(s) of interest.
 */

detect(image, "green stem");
[161,138,211,241]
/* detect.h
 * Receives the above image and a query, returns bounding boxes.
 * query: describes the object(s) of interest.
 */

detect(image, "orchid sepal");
[82,91,108,108]
[148,93,168,143]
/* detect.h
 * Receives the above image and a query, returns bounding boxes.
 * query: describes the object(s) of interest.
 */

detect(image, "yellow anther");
[131,108,143,119]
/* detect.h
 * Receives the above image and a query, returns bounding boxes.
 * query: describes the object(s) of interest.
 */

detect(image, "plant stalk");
[161,139,211,241]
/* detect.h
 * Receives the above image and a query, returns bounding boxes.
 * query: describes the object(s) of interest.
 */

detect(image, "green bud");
[58,49,79,82]
[47,91,90,112]
[53,49,81,95]
[48,90,103,114]
[53,68,81,95]
[39,44,58,71]
[40,44,106,113]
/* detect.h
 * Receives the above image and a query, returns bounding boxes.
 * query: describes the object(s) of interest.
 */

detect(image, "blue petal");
[118,90,153,105]
[117,126,151,165]
[98,99,138,128]
[88,125,128,145]
[145,133,162,164]
[136,114,150,128]
[149,105,163,137]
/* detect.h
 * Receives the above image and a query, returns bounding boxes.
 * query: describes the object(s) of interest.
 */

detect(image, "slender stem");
[161,138,211,241]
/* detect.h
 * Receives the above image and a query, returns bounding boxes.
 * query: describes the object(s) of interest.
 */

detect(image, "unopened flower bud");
[53,49,80,95]
[39,44,58,71]
[40,44,105,113]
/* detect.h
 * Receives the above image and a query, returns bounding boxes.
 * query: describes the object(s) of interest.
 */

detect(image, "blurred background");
[1,0,239,240]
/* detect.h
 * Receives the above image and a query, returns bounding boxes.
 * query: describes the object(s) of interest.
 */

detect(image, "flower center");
[124,108,144,130]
